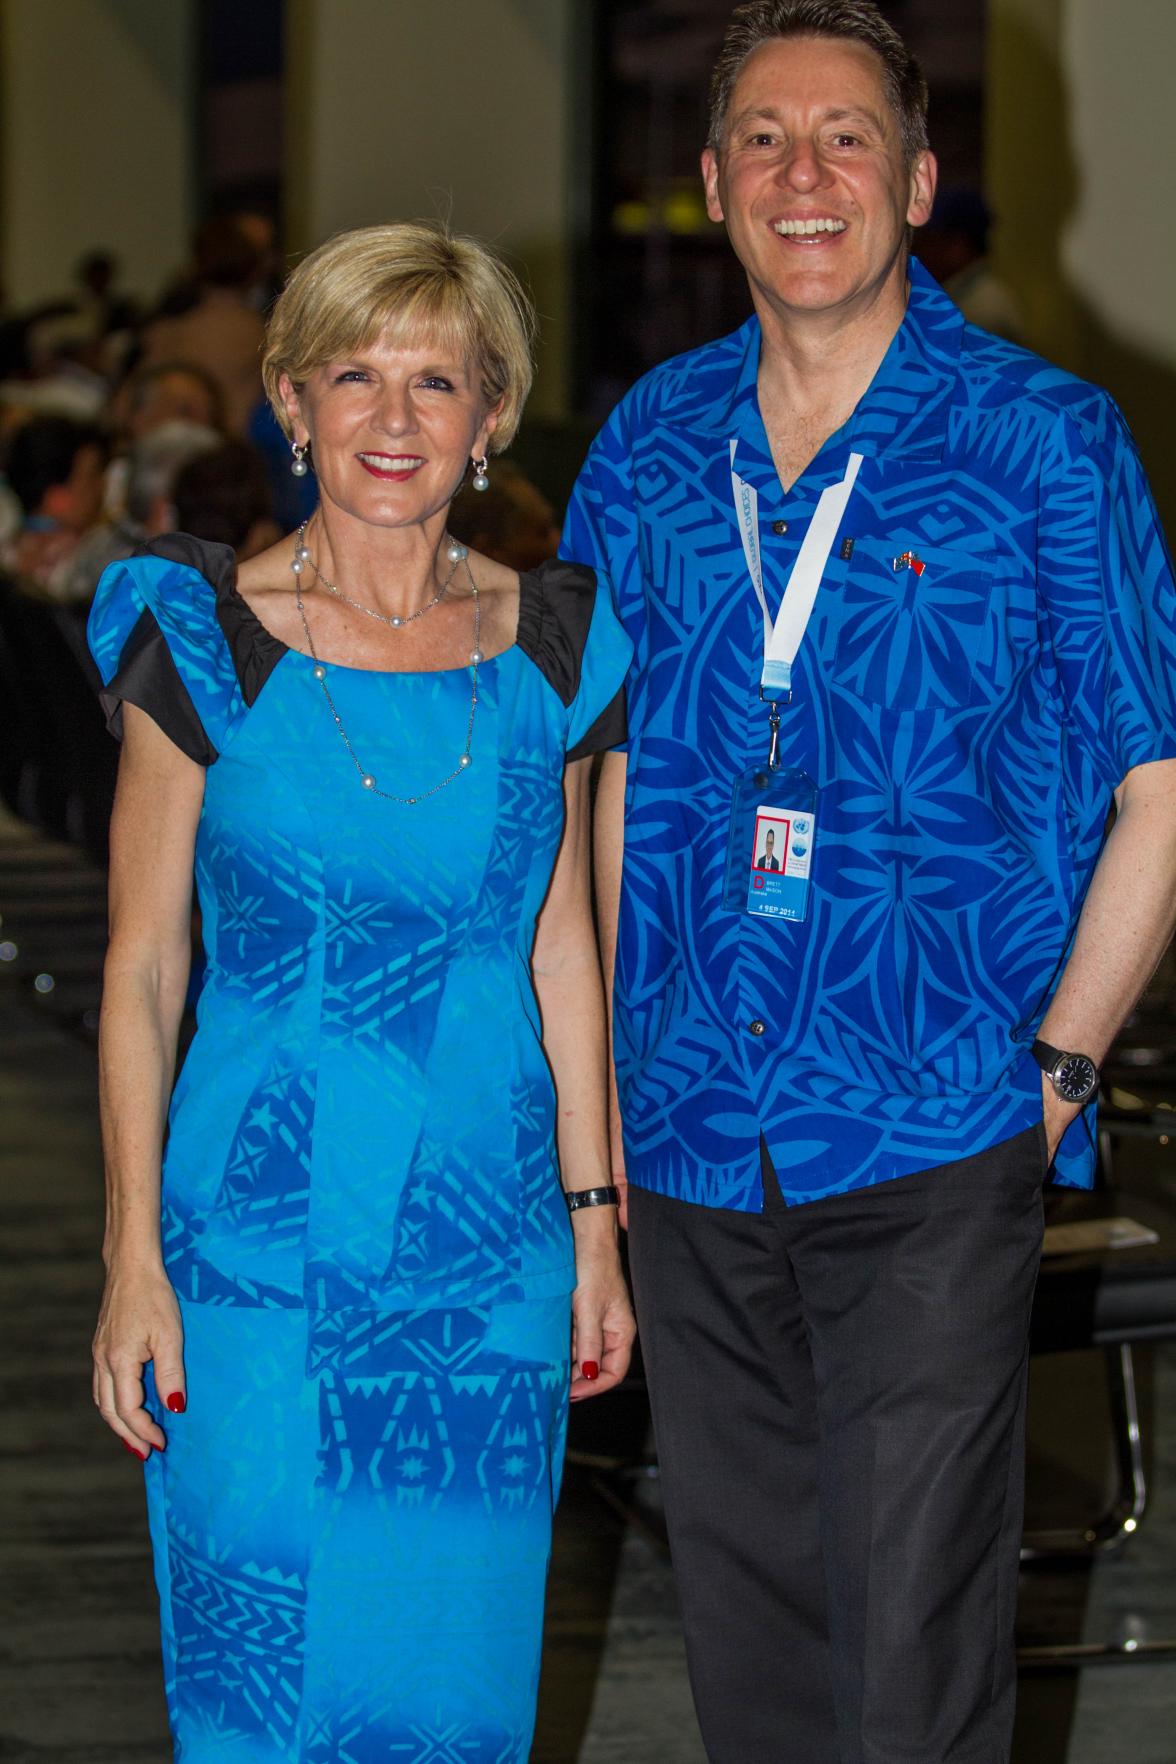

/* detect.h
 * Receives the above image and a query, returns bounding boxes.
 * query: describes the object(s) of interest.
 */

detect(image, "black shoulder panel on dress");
[100,605,218,765]
[138,531,237,583]
[139,531,289,709]
[566,689,629,763]
[515,559,598,707]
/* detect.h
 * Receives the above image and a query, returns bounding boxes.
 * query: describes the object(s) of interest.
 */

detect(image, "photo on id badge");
[747,806,813,921]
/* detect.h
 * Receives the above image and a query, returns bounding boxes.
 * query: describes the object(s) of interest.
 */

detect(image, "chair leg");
[1021,1343,1147,1561]
[1018,1637,1176,1668]
[1017,1344,1176,1663]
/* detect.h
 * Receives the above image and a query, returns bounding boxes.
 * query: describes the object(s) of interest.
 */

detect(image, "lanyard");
[730,441,864,700]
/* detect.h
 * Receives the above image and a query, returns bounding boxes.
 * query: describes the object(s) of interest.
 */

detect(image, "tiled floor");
[2,812,1174,1762]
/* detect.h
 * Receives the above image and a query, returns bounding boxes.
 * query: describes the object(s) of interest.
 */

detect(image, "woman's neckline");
[226,561,526,679]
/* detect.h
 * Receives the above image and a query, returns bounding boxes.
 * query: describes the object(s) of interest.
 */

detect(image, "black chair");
[1019,1090,1176,1666]
[0,577,117,859]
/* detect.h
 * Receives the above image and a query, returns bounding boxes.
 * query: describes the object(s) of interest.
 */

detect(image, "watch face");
[1054,1054,1097,1104]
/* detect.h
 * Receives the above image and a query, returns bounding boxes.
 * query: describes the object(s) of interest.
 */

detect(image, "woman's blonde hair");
[262,222,536,450]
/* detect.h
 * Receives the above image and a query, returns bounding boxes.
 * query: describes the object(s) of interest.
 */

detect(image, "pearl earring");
[472,455,489,492]
[291,441,309,478]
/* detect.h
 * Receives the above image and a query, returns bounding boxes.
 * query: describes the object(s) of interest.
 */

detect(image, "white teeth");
[359,454,423,468]
[773,217,847,236]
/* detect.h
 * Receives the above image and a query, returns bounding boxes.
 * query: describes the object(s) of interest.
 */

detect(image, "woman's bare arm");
[532,756,635,1398]
[92,705,204,1457]
[592,749,628,1225]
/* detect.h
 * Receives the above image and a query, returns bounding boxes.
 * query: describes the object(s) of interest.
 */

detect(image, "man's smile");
[772,216,848,236]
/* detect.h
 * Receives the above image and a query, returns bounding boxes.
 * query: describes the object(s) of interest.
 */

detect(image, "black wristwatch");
[565,1185,621,1213]
[1032,1038,1100,1106]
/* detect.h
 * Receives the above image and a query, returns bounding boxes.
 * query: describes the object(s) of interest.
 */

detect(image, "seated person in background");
[117,360,226,443]
[2,415,108,599]
[139,218,266,436]
[918,186,1026,345]
[448,457,561,572]
[173,438,280,560]
[63,420,222,603]
[74,249,139,345]
[103,362,225,541]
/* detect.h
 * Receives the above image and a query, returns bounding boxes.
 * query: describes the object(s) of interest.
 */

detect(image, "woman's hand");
[93,707,202,1461]
[93,1256,186,1459]
[570,1228,636,1402]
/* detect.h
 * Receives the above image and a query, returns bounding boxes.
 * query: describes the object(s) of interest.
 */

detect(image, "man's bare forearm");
[1038,757,1176,1147]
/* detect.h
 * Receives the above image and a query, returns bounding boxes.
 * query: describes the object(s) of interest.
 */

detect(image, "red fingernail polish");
[122,1439,147,1460]
[582,1360,600,1380]
[166,1391,186,1414]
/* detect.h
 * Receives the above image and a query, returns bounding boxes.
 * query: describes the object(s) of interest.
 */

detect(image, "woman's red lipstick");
[356,452,424,480]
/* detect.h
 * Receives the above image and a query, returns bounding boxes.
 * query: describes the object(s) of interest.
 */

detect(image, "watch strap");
[1031,1038,1066,1073]
[565,1185,620,1213]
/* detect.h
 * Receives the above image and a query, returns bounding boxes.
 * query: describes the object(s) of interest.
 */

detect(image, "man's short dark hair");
[194,215,261,290]
[173,441,272,551]
[4,417,106,515]
[708,0,930,165]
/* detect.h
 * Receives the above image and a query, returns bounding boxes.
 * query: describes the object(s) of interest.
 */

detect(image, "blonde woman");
[87,224,634,1762]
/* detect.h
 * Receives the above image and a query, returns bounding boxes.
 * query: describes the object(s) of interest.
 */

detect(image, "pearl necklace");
[293,548,483,806]
[291,520,460,628]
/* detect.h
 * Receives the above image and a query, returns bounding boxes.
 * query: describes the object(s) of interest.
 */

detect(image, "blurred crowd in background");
[0,179,1015,618]
[0,211,297,607]
[0,204,565,862]
[0,205,567,616]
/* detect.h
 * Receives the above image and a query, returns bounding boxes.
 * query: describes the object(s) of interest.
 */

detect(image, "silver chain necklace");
[291,520,458,628]
[294,556,483,806]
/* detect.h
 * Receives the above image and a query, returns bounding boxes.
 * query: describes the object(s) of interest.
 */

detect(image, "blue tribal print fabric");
[563,259,1176,1210]
[89,546,631,1310]
[88,543,631,1759]
[143,1297,568,1763]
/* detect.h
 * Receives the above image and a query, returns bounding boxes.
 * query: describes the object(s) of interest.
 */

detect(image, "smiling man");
[562,2,1176,1760]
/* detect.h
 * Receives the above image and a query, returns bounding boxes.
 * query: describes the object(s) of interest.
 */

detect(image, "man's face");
[702,35,935,326]
[135,372,220,439]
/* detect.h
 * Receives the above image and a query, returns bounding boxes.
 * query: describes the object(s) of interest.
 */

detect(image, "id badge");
[723,766,818,923]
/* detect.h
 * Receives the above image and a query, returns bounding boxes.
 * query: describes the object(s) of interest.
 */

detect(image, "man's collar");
[670,258,965,462]
[845,257,965,461]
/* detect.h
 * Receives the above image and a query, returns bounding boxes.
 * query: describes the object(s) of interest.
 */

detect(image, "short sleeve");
[87,536,244,764]
[1040,402,1176,788]
[567,580,633,760]
[516,560,634,761]
[561,396,649,755]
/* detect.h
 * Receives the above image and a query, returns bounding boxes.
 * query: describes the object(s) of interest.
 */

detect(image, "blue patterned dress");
[88,536,631,1764]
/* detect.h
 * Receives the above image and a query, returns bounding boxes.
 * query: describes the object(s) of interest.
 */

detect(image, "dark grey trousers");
[627,1126,1047,1764]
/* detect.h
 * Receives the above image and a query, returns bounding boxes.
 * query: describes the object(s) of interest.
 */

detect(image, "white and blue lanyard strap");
[730,440,864,766]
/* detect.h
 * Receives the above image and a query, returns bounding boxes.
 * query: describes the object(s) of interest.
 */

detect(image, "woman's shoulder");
[519,556,633,704]
[516,558,600,706]
[88,534,235,679]
[89,532,288,740]
[87,536,253,762]
[515,556,631,759]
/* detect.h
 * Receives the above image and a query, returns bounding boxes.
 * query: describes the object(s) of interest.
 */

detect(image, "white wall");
[1060,0,1176,371]
[987,0,1176,519]
[0,0,195,308]
[286,0,575,419]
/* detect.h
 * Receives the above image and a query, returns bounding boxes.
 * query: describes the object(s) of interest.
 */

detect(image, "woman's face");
[281,330,499,532]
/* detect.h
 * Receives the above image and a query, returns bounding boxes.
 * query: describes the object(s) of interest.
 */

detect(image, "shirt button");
[748,1019,766,1036]
[771,520,789,535]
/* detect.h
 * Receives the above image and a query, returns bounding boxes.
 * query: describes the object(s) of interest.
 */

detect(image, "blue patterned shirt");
[563,260,1176,1210]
